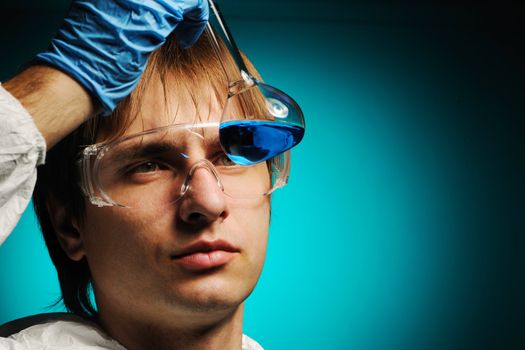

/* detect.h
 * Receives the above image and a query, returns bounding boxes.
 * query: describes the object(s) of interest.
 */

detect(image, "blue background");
[0,1,523,349]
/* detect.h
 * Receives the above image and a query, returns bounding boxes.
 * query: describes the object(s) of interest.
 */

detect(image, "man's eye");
[215,153,237,167]
[130,161,161,173]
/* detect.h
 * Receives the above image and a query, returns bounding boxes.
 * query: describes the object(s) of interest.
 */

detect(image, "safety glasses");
[79,122,290,208]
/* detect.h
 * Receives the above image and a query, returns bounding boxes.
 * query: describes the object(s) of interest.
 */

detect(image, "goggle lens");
[87,124,283,208]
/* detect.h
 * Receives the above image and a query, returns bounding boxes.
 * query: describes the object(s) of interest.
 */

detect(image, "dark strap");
[0,313,83,337]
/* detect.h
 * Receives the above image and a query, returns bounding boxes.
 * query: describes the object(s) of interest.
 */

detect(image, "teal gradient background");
[0,1,523,349]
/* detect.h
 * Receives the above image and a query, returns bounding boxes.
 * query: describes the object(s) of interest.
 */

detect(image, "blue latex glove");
[36,0,209,112]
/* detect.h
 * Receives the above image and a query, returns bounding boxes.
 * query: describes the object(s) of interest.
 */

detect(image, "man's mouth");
[171,239,240,271]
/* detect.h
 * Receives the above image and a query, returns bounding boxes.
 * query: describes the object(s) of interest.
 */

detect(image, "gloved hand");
[36,0,209,112]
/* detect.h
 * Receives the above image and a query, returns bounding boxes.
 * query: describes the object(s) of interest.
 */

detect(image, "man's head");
[33,31,274,324]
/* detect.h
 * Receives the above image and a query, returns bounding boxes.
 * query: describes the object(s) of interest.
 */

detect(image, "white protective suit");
[0,84,264,350]
[0,83,46,244]
[0,314,264,350]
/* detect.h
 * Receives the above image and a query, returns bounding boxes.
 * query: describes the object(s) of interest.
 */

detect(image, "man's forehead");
[124,74,225,135]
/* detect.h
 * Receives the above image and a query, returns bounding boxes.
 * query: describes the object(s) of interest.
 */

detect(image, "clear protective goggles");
[78,0,305,208]
[79,122,290,208]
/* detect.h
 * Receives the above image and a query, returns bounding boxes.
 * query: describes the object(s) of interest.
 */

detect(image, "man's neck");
[97,303,245,350]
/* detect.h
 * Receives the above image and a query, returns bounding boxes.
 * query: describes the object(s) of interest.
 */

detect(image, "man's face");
[76,74,270,323]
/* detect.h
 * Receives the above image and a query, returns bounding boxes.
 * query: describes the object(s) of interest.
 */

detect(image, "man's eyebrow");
[107,129,224,163]
[203,133,222,152]
[110,141,179,163]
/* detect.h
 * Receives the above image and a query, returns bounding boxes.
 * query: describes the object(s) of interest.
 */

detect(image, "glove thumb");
[173,1,209,49]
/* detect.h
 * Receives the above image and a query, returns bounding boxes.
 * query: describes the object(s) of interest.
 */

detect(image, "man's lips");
[171,240,240,271]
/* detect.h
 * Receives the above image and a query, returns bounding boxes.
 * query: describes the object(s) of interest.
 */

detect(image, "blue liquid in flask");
[219,120,304,166]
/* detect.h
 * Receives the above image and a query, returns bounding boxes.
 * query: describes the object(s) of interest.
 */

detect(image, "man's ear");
[46,200,86,262]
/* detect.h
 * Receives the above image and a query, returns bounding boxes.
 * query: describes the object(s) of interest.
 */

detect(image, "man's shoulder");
[1,313,264,350]
[0,313,125,350]
[242,334,265,350]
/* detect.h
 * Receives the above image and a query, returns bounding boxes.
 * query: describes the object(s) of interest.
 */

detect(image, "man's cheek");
[234,198,270,223]
[83,211,153,269]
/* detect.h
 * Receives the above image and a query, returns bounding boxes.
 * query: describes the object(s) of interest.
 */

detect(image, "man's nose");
[178,161,229,226]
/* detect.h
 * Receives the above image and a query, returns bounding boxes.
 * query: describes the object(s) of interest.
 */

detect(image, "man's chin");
[163,278,252,314]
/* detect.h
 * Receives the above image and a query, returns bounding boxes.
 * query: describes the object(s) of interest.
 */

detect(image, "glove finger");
[174,1,209,48]
[174,19,207,49]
